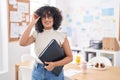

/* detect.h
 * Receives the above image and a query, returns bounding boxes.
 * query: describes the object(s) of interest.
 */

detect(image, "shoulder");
[54,30,67,46]
[54,30,67,37]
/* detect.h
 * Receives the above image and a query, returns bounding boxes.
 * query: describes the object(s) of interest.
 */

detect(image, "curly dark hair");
[34,6,63,33]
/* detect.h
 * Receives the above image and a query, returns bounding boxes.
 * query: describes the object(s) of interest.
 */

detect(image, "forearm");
[53,38,73,67]
[19,22,34,46]
[54,56,73,67]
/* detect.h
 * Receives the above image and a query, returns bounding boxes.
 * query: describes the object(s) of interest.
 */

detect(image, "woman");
[19,6,73,80]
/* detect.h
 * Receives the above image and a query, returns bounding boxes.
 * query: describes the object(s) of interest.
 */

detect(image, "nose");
[45,17,49,20]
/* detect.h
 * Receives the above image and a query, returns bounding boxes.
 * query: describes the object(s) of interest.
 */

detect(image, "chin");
[44,27,52,29]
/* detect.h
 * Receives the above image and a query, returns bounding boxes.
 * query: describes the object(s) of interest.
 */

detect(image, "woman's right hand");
[31,13,40,24]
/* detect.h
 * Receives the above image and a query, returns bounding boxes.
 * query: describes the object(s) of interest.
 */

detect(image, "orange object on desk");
[75,55,81,65]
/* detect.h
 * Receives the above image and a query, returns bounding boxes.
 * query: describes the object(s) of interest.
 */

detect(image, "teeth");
[45,22,50,24]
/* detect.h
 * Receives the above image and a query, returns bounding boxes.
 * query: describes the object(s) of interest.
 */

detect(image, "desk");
[64,63,120,80]
[15,61,120,80]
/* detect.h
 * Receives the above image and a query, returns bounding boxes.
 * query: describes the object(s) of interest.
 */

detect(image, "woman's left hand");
[44,62,55,71]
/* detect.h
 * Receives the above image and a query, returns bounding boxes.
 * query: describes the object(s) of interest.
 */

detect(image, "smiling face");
[41,11,54,30]
[34,6,62,32]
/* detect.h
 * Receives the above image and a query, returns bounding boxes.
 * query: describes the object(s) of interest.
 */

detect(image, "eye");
[42,15,46,18]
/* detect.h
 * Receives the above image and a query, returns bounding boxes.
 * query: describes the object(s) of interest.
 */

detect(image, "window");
[0,0,8,74]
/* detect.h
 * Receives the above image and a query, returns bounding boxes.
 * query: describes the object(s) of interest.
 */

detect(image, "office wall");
[0,0,55,80]
[0,3,2,71]
[0,1,31,80]
[56,0,120,48]
[0,0,120,80]
[8,42,30,80]
[0,0,8,72]
[0,0,8,79]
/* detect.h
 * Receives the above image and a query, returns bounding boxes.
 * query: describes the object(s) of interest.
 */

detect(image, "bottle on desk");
[75,51,81,65]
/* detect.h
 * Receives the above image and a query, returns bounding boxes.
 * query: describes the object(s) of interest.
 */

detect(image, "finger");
[36,16,40,20]
[34,16,40,23]
[33,13,40,19]
[45,62,50,64]
[44,66,47,69]
[34,13,38,16]
[44,65,49,70]
[44,66,52,71]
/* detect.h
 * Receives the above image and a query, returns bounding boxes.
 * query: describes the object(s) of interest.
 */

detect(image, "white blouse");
[32,28,66,63]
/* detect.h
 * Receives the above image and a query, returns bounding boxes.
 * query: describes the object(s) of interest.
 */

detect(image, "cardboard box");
[102,37,119,51]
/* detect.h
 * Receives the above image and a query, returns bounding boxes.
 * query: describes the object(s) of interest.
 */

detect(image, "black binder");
[38,39,66,76]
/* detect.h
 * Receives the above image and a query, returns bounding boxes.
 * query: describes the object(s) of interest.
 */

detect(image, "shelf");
[100,53,114,65]
[84,48,119,54]
[83,48,120,67]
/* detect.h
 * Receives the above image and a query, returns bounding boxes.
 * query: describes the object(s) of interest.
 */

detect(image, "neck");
[44,27,53,30]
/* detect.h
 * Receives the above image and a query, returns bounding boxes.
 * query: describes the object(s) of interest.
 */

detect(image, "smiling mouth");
[45,21,51,24]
